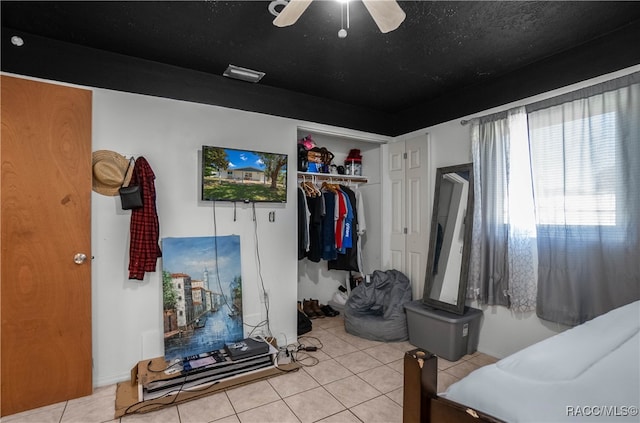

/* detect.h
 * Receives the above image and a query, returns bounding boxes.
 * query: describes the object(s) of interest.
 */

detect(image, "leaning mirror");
[422,163,474,315]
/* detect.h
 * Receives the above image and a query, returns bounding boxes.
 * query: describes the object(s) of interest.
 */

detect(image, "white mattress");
[442,301,640,422]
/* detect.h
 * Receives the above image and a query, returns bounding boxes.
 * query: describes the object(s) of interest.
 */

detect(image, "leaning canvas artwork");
[161,235,243,361]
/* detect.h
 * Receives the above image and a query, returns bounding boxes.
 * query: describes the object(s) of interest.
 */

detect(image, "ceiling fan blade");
[362,0,406,33]
[273,0,313,27]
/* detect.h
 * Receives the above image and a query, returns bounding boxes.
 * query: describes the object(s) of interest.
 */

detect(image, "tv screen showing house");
[201,146,288,203]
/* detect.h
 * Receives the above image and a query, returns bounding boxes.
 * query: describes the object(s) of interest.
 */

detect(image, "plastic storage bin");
[404,300,482,361]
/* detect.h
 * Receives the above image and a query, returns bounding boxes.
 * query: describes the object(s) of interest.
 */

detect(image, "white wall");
[413,65,640,358]
[90,89,301,386]
[88,88,390,386]
[11,63,639,386]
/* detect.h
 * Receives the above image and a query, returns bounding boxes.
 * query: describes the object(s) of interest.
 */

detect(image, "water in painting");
[161,235,243,361]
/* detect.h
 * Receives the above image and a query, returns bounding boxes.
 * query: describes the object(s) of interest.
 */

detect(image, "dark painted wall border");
[3,21,640,137]
[394,20,640,135]
[1,28,395,136]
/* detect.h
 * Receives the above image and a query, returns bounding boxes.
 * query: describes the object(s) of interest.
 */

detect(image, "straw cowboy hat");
[92,150,134,196]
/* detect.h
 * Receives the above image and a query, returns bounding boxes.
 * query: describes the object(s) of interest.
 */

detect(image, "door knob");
[74,253,87,264]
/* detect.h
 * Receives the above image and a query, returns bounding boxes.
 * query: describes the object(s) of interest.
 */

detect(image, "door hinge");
[403,227,408,234]
[403,152,407,159]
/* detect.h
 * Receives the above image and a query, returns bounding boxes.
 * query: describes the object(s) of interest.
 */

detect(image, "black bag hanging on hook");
[119,158,143,210]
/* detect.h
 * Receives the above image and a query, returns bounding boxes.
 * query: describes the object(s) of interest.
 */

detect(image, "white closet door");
[385,136,431,300]
[388,141,406,271]
[404,136,430,300]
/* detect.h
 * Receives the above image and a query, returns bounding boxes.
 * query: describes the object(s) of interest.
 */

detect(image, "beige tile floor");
[2,316,497,423]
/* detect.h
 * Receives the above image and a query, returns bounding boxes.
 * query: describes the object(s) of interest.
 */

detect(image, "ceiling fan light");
[268,0,289,17]
[223,65,266,83]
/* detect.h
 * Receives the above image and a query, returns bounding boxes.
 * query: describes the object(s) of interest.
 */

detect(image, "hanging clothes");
[128,157,162,280]
[297,178,366,272]
[334,188,348,253]
[328,185,360,272]
[298,187,308,260]
[305,193,324,262]
[341,187,354,249]
[321,190,338,261]
[298,180,324,262]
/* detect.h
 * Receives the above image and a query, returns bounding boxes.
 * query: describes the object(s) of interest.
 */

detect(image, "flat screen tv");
[201,145,288,203]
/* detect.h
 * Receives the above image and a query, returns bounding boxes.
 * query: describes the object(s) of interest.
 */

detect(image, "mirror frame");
[422,163,474,315]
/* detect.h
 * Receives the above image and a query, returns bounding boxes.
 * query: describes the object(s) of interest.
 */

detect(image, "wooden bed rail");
[403,348,504,423]
[403,349,437,422]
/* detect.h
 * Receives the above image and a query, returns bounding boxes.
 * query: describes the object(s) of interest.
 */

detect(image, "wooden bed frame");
[403,348,505,423]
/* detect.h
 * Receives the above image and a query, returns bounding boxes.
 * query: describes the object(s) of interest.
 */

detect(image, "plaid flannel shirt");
[128,157,162,280]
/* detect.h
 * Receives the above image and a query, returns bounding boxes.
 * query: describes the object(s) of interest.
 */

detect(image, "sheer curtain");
[469,73,640,325]
[527,74,640,325]
[468,107,538,311]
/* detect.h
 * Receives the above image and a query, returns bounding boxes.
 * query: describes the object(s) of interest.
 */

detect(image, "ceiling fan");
[272,0,406,34]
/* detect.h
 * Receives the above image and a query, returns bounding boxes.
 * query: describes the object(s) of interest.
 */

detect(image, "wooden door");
[1,76,93,416]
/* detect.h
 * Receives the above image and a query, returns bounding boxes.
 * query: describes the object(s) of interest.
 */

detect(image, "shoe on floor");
[309,299,326,318]
[320,304,339,317]
[302,299,321,319]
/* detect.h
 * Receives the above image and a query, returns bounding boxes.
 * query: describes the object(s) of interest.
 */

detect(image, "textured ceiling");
[2,1,640,135]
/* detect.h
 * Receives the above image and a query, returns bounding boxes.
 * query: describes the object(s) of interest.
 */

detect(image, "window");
[471,74,639,325]
[529,109,618,226]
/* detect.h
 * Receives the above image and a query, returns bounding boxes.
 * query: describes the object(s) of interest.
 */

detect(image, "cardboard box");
[114,355,298,418]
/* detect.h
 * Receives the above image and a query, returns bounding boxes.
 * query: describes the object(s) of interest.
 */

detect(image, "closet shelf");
[297,171,368,184]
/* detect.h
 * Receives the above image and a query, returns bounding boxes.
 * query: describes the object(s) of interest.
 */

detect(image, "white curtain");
[469,107,538,311]
[469,73,640,324]
[528,74,640,325]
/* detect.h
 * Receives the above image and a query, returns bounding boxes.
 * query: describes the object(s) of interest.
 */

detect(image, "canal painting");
[162,235,243,361]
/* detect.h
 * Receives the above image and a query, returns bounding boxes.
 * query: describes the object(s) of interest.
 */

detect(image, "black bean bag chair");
[344,269,412,342]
